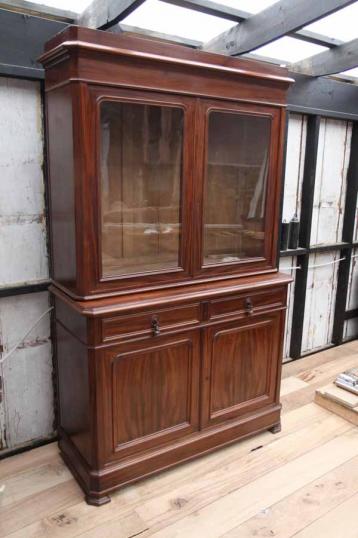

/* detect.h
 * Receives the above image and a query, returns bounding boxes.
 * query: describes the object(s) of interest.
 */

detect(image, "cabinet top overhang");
[39,25,294,99]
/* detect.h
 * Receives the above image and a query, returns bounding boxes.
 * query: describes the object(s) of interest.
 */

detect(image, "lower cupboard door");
[202,311,283,427]
[100,331,200,460]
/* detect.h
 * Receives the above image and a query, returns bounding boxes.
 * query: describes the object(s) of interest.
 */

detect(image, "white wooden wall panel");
[310,119,352,246]
[353,182,358,241]
[301,252,340,354]
[0,78,53,452]
[278,113,307,359]
[344,319,358,341]
[346,248,358,311]
[282,114,307,222]
[279,256,297,361]
[0,292,54,450]
[0,221,48,286]
[0,78,49,286]
[0,80,44,217]
[343,248,358,342]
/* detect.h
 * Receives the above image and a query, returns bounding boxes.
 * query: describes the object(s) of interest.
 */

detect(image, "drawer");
[208,287,286,320]
[102,303,201,341]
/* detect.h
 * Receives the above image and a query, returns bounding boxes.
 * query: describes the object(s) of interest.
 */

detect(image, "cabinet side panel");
[47,87,76,291]
[56,323,91,465]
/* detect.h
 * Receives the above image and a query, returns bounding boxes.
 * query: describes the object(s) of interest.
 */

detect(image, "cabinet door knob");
[151,316,161,336]
[245,297,253,314]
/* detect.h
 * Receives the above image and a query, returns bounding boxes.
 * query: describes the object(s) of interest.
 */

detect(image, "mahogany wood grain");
[56,324,92,466]
[102,303,201,341]
[202,312,281,427]
[208,286,286,320]
[46,86,77,293]
[41,27,293,506]
[103,332,200,459]
[40,28,291,300]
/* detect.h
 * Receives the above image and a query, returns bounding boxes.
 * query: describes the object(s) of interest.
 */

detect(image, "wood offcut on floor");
[1,341,358,538]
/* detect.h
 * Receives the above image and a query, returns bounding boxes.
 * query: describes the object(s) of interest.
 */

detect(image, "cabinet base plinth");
[85,494,111,506]
[59,406,281,506]
[269,421,281,434]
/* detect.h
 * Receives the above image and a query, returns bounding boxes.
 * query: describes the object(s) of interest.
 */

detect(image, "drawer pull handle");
[151,316,161,336]
[245,298,253,314]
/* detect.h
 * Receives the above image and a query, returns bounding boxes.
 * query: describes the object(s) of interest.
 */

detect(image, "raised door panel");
[101,331,200,460]
[202,312,282,427]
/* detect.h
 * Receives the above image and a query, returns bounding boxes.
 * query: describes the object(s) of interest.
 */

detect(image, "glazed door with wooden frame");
[201,311,282,428]
[99,330,200,462]
[90,87,196,293]
[194,100,282,278]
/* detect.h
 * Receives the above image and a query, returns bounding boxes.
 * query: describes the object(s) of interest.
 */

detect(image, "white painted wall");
[279,255,297,361]
[280,113,307,359]
[281,114,356,357]
[310,119,352,247]
[302,119,352,353]
[281,113,307,222]
[0,78,54,453]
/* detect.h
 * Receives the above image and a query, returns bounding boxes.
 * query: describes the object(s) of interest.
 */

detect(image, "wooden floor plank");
[281,353,358,413]
[293,491,358,538]
[133,416,351,536]
[0,461,72,508]
[0,401,329,537]
[0,481,82,537]
[1,406,343,538]
[282,342,358,379]
[280,376,309,396]
[1,345,357,538]
[75,512,148,538]
[145,428,358,537]
[0,443,59,481]
[221,454,358,537]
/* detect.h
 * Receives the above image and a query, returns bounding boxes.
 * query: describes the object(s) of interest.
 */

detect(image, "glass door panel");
[100,100,184,278]
[203,110,271,266]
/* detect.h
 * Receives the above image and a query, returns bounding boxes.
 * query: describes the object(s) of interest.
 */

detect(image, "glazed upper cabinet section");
[100,99,184,278]
[92,89,282,292]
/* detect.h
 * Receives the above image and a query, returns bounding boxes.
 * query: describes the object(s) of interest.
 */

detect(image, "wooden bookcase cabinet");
[41,27,293,505]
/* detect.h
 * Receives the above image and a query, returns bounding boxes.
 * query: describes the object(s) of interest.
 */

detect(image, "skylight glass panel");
[24,0,92,12]
[303,4,358,42]
[123,0,236,42]
[211,0,277,13]
[338,67,358,78]
[253,36,328,64]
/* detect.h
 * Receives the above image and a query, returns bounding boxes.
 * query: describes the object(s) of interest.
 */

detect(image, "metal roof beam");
[115,23,201,47]
[159,0,248,22]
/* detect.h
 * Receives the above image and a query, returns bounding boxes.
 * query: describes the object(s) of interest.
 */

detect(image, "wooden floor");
[1,341,358,538]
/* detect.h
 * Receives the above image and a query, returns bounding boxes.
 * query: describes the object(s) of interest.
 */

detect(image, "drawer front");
[102,303,201,341]
[208,286,286,320]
